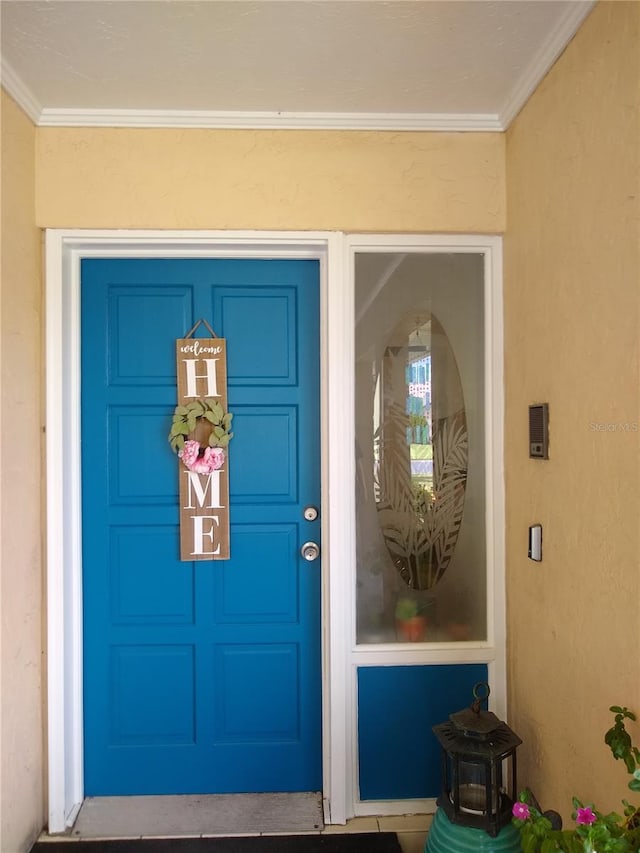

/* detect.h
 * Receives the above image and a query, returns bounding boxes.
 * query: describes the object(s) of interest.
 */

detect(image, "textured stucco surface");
[505,0,640,818]
[35,128,505,233]
[0,90,44,853]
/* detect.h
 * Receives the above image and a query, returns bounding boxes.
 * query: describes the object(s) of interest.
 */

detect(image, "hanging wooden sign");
[168,320,233,561]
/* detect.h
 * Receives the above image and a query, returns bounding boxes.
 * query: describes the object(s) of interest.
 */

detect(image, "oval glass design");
[374,313,468,591]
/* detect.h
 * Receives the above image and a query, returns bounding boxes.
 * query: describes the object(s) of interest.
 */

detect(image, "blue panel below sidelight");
[357,663,488,800]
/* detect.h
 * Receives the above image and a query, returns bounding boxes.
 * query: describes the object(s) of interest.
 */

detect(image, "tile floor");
[327,815,432,853]
[37,814,432,852]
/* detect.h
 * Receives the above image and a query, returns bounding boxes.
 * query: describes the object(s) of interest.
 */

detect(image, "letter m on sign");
[176,337,230,561]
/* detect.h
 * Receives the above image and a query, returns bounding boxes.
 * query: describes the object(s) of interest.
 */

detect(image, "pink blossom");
[203,447,225,471]
[179,440,226,474]
[190,447,225,474]
[512,802,531,821]
[178,440,200,468]
[576,807,597,825]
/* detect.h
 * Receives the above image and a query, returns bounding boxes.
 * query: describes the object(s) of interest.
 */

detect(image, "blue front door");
[81,258,321,795]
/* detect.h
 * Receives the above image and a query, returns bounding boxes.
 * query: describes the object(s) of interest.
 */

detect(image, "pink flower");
[178,440,225,474]
[178,440,200,468]
[191,447,225,474]
[512,801,531,820]
[576,807,597,825]
[203,447,225,471]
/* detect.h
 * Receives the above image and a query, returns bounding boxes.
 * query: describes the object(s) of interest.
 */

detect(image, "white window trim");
[44,229,504,832]
[344,234,505,816]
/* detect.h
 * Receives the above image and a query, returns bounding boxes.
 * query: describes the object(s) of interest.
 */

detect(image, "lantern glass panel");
[458,759,498,814]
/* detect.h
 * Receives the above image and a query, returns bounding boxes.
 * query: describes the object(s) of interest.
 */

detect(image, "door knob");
[300,541,320,561]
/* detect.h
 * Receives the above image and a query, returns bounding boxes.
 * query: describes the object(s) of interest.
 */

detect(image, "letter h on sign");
[184,358,220,399]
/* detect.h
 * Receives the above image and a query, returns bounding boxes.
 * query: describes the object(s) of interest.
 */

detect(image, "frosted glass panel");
[355,253,486,644]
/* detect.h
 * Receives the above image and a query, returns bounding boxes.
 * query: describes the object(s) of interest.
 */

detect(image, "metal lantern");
[426,683,523,852]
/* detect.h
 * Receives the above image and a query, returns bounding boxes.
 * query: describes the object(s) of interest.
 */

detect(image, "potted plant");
[395,596,428,641]
[512,705,640,852]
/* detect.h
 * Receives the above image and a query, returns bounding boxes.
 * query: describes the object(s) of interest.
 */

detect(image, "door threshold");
[64,793,324,839]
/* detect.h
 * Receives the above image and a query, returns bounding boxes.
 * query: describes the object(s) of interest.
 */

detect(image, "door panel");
[81,258,321,795]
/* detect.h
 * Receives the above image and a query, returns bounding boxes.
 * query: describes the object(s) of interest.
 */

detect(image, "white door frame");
[45,229,504,833]
[44,229,352,833]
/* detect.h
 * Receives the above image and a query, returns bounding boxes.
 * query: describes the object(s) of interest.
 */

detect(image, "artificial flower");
[178,439,200,469]
[191,446,225,474]
[179,441,225,474]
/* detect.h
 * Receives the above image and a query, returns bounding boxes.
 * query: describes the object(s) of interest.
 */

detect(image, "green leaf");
[203,411,216,423]
[213,426,224,438]
[175,405,189,415]
[170,434,185,453]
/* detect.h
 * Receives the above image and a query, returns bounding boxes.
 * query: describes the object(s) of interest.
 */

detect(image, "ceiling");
[1,0,595,130]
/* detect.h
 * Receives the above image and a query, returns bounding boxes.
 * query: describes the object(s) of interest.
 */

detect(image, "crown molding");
[0,66,504,129]
[0,59,42,123]
[499,0,596,128]
[35,107,503,132]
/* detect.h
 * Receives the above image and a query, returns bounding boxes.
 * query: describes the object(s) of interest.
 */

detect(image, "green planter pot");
[425,808,522,853]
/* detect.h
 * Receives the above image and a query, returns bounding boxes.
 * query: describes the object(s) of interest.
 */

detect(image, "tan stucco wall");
[505,0,640,819]
[0,91,44,853]
[35,128,505,232]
